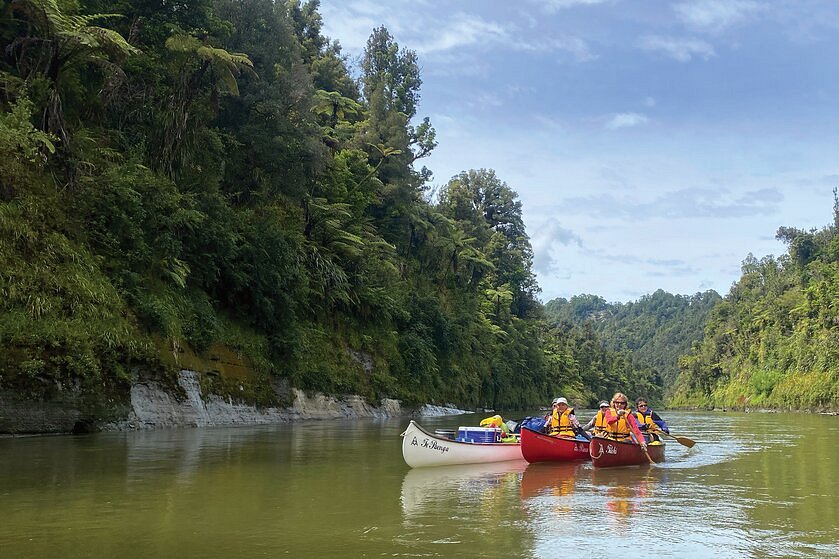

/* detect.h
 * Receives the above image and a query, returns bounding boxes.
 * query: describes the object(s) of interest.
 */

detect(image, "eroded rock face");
[0,387,135,435]
[0,391,82,434]
[116,370,406,431]
[417,404,471,417]
[1,369,476,435]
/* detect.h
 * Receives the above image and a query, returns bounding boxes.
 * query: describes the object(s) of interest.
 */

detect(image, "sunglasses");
[614,401,627,405]
[637,404,647,408]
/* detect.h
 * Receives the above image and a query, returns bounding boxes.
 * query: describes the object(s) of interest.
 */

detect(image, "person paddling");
[633,397,670,443]
[603,392,646,451]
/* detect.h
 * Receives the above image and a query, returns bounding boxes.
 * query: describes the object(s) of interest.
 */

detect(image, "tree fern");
[7,0,139,144]
[165,33,255,96]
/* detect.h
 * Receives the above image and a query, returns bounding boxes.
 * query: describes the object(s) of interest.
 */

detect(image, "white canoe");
[400,420,524,468]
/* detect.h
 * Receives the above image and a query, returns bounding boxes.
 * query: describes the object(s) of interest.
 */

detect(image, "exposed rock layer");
[0,370,466,435]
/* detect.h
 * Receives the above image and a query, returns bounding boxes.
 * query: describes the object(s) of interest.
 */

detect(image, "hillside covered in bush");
[3,1,834,425]
[1,0,655,417]
[544,290,722,401]
[671,194,839,410]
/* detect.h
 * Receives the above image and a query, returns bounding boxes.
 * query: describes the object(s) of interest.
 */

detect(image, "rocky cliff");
[0,370,469,435]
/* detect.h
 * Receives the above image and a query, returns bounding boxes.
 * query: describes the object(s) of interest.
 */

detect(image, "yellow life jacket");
[633,410,653,429]
[592,410,609,437]
[548,407,575,437]
[480,415,503,428]
[479,415,509,435]
[633,410,660,442]
[605,406,633,440]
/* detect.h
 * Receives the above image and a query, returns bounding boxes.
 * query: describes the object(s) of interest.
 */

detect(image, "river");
[1,410,837,558]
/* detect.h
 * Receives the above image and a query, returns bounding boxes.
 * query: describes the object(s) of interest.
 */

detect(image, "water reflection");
[519,462,583,500]
[400,460,528,518]
[4,412,839,558]
[398,461,533,557]
[590,467,663,531]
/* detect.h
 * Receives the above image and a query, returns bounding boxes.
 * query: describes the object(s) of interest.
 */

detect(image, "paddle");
[653,428,696,448]
[626,413,655,465]
[630,433,655,464]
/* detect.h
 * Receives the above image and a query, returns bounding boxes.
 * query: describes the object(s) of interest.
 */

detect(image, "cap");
[553,397,568,405]
[598,401,609,408]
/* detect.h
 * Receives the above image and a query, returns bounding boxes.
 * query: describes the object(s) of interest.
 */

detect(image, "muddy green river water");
[1,410,837,558]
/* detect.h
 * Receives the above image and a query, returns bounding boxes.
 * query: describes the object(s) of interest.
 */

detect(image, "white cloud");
[606,112,649,129]
[320,3,510,56]
[638,35,716,62]
[531,218,583,274]
[468,92,504,109]
[515,35,598,62]
[561,187,784,220]
[538,0,611,13]
[323,2,597,65]
[413,14,510,54]
[319,11,379,54]
[674,0,762,32]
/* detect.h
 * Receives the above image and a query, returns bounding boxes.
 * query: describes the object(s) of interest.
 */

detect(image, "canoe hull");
[520,426,591,463]
[401,420,524,468]
[589,436,665,468]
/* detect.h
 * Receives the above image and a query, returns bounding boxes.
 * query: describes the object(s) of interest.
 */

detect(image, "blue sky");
[318,0,838,303]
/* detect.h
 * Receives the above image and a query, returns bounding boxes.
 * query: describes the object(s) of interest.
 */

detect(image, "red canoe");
[589,436,665,468]
[520,426,591,463]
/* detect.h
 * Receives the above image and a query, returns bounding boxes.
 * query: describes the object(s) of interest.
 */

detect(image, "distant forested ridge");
[543,289,722,403]
[1,0,565,412]
[671,194,839,410]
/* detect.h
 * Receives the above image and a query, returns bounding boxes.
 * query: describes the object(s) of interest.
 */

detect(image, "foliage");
[4,0,140,144]
[540,317,663,406]
[0,0,589,415]
[0,94,56,198]
[544,289,722,400]
[670,191,839,410]
[17,0,830,420]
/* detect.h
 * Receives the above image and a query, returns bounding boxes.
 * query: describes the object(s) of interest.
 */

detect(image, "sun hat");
[598,401,609,408]
[553,397,568,405]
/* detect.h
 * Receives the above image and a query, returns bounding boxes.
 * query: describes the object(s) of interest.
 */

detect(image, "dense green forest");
[0,0,648,417]
[2,1,835,423]
[544,290,722,401]
[671,195,839,410]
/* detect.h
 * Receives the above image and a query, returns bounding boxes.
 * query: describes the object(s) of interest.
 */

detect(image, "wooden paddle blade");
[657,430,696,448]
[675,435,695,448]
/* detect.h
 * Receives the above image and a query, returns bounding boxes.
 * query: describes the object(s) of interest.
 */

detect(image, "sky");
[318,0,839,303]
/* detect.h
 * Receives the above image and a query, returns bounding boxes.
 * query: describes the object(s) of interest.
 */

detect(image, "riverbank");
[0,370,471,436]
